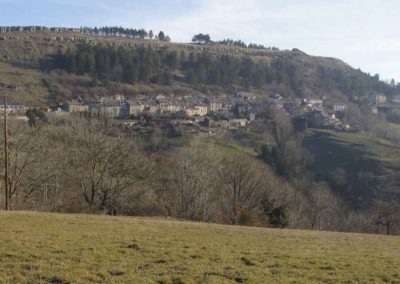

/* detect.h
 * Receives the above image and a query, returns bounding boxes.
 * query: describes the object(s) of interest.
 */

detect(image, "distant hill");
[1,27,400,214]
[0,28,397,106]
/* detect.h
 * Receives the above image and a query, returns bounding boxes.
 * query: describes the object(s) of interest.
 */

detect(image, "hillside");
[0,211,399,283]
[0,61,49,106]
[305,129,400,206]
[0,30,393,106]
[0,28,399,234]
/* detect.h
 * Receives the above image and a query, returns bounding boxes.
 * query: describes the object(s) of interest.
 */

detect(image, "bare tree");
[172,143,215,220]
[68,116,153,214]
[305,182,345,231]
[265,109,311,178]
[372,201,400,235]
[272,109,293,154]
[0,121,61,209]
[219,155,266,225]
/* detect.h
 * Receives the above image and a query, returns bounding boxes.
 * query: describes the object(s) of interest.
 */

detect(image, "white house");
[334,103,346,112]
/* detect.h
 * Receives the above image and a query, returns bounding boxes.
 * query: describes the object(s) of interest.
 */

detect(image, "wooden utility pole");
[3,94,9,211]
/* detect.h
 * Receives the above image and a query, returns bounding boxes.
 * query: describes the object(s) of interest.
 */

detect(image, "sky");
[1,0,399,81]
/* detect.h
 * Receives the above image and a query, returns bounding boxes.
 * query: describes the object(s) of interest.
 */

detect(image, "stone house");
[0,102,26,114]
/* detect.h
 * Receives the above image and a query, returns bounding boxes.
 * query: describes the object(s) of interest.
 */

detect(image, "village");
[2,90,396,136]
[56,92,361,134]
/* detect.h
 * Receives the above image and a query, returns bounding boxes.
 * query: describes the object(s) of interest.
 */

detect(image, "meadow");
[0,211,399,283]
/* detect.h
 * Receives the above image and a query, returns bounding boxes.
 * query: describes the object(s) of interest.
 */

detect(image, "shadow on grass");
[305,130,390,207]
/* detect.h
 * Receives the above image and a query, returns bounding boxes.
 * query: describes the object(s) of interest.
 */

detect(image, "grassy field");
[0,211,399,283]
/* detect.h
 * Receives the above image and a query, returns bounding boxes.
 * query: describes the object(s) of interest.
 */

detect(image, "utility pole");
[3,94,9,211]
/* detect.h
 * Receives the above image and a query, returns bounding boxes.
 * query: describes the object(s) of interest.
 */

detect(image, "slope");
[305,129,400,206]
[0,211,399,283]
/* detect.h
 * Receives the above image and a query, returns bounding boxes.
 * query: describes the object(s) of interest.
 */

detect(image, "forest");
[41,43,400,98]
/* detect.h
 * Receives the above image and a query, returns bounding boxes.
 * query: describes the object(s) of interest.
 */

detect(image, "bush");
[239,211,254,226]
[268,207,289,228]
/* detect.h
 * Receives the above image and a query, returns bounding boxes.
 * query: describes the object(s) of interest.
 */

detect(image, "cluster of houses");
[0,101,27,114]
[366,93,400,115]
[265,93,354,131]
[60,92,257,128]
[6,90,393,134]
[59,92,361,132]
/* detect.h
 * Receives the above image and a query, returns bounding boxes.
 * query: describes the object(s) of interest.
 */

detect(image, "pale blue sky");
[1,0,399,81]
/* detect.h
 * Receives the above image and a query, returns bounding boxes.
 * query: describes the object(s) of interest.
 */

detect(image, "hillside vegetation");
[0,61,49,106]
[1,29,400,235]
[305,129,400,206]
[0,211,399,284]
[0,30,398,106]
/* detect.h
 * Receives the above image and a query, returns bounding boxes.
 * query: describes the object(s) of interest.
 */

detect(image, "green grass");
[0,211,399,283]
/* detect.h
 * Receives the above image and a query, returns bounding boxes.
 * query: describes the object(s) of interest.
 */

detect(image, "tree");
[268,207,289,228]
[172,143,215,220]
[0,121,62,210]
[192,33,211,44]
[148,30,154,40]
[305,182,344,231]
[68,116,153,214]
[164,51,179,69]
[219,156,266,225]
[372,201,400,235]
[261,109,309,179]
[25,108,46,127]
[157,31,166,41]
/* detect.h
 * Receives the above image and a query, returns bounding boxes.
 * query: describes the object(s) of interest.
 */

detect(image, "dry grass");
[0,61,49,106]
[0,211,399,283]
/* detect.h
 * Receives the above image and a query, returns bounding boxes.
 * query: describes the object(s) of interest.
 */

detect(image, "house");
[155,94,167,103]
[209,99,223,112]
[334,103,346,112]
[229,118,247,127]
[90,101,127,118]
[248,113,256,121]
[185,104,208,117]
[185,108,196,117]
[128,101,146,116]
[371,94,387,106]
[169,103,182,113]
[113,94,125,102]
[65,100,89,113]
[306,98,324,108]
[0,102,26,114]
[238,92,256,100]
[159,102,169,113]
[271,93,283,101]
[390,95,400,104]
[268,99,284,110]
[147,101,160,114]
[102,102,127,117]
